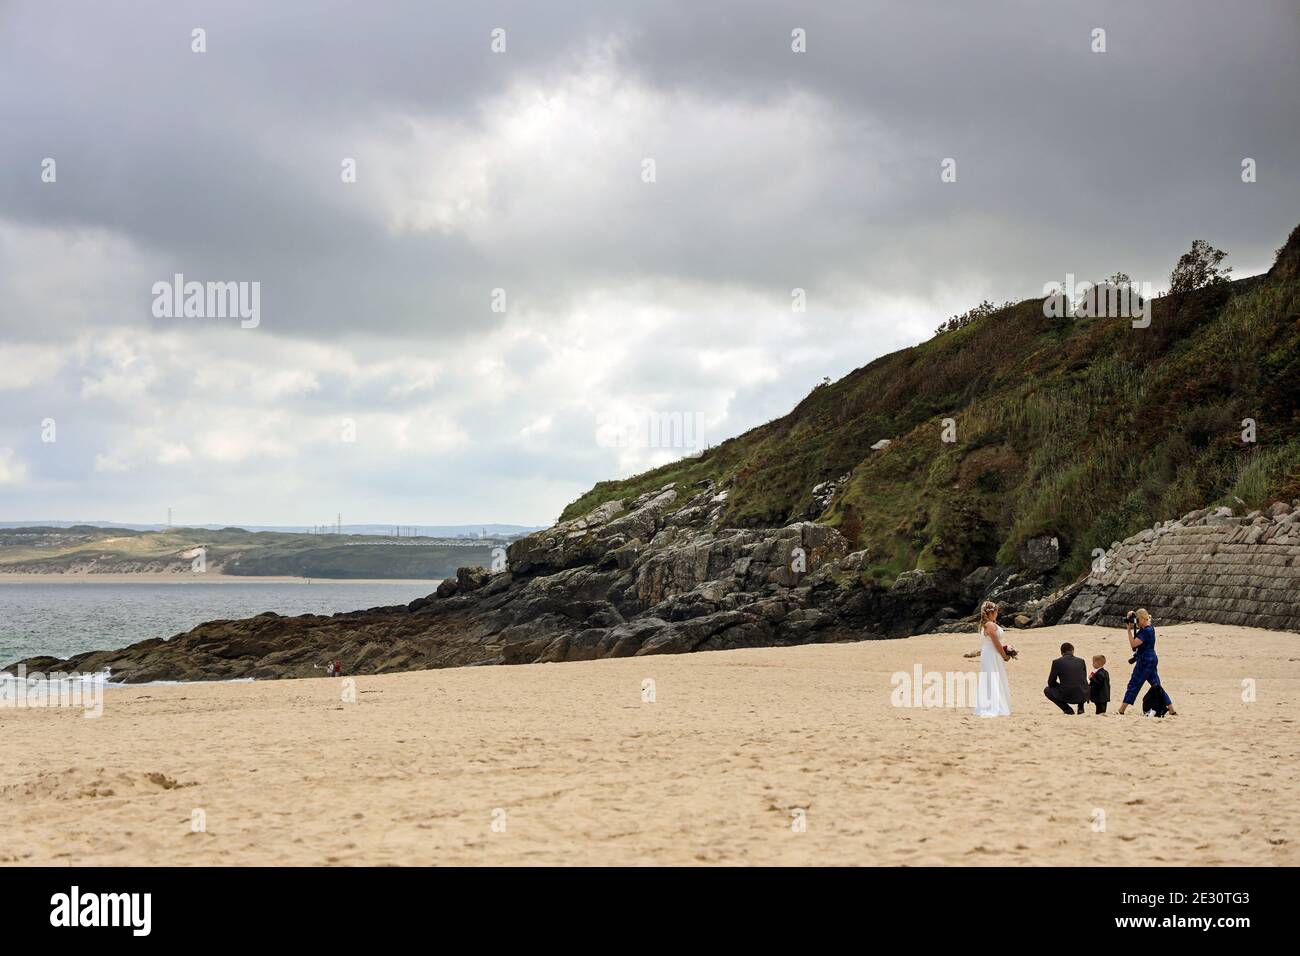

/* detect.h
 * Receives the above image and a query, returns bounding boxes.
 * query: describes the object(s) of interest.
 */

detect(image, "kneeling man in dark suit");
[1044,643,1089,715]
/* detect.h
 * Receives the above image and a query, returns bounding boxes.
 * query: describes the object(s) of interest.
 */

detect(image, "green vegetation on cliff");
[562,226,1300,586]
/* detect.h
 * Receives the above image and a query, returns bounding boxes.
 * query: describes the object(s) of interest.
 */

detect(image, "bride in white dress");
[972,600,1012,717]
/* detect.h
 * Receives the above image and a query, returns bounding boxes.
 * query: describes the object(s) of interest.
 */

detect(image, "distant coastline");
[0,525,499,580]
[0,572,443,585]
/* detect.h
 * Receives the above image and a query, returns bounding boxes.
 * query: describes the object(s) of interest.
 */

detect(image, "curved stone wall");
[1062,501,1300,631]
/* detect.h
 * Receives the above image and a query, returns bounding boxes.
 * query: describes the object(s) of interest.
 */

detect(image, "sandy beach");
[1,622,1295,866]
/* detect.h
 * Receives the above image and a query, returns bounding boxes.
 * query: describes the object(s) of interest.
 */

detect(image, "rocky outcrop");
[803,473,850,519]
[1018,534,1061,575]
[930,555,1075,634]
[1061,501,1300,630]
[8,481,970,683]
[19,486,1294,684]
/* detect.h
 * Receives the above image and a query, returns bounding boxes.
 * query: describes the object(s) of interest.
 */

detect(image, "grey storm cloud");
[1,0,1297,524]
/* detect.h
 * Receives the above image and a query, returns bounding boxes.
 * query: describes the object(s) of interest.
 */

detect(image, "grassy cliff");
[562,225,1300,587]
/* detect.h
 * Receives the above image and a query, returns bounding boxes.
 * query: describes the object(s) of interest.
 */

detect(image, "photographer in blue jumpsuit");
[1116,608,1177,715]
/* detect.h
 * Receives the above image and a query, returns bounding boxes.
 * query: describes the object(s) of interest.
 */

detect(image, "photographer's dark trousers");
[1122,657,1172,707]
[1044,686,1085,714]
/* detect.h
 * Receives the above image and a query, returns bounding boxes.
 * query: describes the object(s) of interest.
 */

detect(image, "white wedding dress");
[972,623,1011,717]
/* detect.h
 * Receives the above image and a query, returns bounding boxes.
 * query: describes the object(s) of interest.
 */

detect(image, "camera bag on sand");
[1142,684,1170,718]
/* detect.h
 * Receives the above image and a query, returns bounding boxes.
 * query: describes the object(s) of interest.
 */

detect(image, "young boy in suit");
[1089,654,1110,714]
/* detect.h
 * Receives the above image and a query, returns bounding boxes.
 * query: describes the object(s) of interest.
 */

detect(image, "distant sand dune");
[1,622,1295,865]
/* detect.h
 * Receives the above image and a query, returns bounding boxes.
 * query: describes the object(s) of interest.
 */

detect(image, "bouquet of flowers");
[1003,644,1019,660]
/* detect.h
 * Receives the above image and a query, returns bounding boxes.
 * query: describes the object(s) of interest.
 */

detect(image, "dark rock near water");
[456,565,493,593]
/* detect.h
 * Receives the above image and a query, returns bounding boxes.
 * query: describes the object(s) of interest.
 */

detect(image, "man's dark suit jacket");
[1046,655,1089,704]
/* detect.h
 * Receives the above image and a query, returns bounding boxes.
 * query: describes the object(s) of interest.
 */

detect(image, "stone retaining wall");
[1062,501,1300,631]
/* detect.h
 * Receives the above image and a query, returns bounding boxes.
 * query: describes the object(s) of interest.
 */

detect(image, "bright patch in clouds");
[0,448,28,485]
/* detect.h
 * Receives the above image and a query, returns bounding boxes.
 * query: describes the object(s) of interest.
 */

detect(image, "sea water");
[0,580,440,665]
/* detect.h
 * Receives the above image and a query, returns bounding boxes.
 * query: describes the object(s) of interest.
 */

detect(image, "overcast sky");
[1,0,1297,526]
